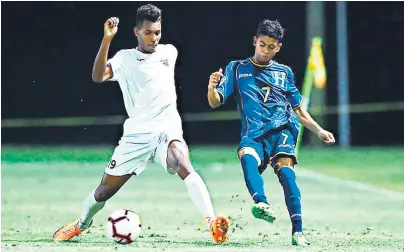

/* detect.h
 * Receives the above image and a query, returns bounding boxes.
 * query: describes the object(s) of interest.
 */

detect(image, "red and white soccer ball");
[106,209,142,244]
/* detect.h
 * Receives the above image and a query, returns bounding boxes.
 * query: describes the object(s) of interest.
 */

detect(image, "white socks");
[184,172,216,226]
[78,189,105,230]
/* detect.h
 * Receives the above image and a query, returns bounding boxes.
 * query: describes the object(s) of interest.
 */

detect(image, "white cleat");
[251,202,276,223]
[292,232,311,246]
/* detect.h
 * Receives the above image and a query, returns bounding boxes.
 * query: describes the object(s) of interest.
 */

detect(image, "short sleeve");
[285,67,303,109]
[216,61,238,104]
[107,50,126,81]
[166,44,178,67]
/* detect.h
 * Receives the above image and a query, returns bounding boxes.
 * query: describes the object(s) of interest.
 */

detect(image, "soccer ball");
[106,209,142,244]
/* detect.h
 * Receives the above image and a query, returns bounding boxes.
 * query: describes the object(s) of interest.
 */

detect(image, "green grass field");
[2,145,404,252]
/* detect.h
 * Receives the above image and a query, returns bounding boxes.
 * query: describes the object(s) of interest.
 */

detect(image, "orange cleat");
[52,219,92,242]
[210,215,230,244]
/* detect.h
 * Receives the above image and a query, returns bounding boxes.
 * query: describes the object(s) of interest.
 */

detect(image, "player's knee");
[273,157,295,174]
[168,141,189,167]
[167,140,193,176]
[238,147,261,166]
[169,140,188,152]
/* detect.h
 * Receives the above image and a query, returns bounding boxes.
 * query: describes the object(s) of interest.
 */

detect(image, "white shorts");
[105,129,186,176]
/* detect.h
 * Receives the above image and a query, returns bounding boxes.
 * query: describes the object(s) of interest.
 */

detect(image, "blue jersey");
[216,58,302,139]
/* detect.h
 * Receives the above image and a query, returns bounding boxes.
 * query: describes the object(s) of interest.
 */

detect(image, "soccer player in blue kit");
[207,19,335,246]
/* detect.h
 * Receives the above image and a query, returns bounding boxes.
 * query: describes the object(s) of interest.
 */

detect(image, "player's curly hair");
[136,4,162,27]
[256,19,285,42]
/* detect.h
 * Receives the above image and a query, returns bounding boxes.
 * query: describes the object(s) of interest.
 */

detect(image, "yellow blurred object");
[308,37,327,89]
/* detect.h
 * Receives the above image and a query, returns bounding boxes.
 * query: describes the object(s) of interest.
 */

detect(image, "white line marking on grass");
[297,168,404,200]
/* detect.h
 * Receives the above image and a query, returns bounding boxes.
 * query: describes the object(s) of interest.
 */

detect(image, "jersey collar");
[249,58,273,67]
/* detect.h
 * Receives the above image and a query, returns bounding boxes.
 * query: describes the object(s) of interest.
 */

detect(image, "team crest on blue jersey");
[273,71,287,87]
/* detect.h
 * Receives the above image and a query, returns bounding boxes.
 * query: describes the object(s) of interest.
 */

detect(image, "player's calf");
[238,147,268,204]
[94,173,132,201]
[81,174,131,226]
[78,189,106,230]
[275,158,303,235]
[53,173,131,242]
[167,140,220,232]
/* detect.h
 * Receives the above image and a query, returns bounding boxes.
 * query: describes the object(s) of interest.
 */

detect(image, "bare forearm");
[207,87,221,108]
[92,36,112,83]
[294,105,336,145]
[300,116,323,134]
[295,107,323,134]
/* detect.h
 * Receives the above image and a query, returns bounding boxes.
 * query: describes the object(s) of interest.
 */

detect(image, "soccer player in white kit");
[52,4,229,244]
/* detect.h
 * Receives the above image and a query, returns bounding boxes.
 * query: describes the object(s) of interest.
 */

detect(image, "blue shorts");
[238,123,299,172]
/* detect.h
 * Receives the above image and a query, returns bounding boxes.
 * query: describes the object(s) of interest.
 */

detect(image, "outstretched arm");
[293,106,336,145]
[92,17,119,83]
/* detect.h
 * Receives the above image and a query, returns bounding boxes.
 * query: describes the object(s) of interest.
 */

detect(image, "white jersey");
[107,44,182,133]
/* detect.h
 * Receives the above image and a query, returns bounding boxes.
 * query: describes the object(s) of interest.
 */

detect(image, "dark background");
[2,2,404,146]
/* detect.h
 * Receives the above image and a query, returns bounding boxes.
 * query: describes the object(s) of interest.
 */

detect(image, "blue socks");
[240,154,268,204]
[278,167,303,234]
[240,157,303,234]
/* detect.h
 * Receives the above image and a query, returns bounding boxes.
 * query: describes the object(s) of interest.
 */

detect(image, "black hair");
[136,4,162,27]
[256,19,285,42]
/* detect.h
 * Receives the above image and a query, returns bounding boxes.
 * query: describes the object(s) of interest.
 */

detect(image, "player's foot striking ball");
[53,219,93,241]
[207,19,335,245]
